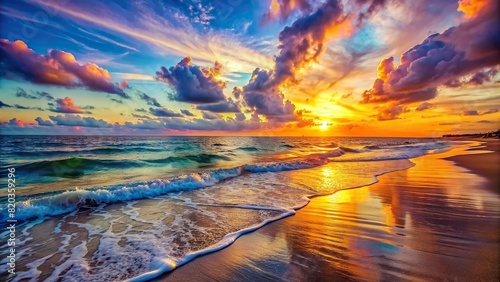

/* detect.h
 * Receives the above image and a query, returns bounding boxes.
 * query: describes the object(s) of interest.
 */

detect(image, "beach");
[1,137,498,281]
[157,140,500,282]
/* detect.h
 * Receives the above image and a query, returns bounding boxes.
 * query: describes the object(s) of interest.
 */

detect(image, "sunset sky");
[0,0,498,136]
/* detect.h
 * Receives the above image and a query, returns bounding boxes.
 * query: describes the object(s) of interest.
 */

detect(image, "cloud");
[50,97,87,114]
[0,101,12,108]
[242,69,297,122]
[262,0,314,23]
[138,92,161,107]
[135,108,147,113]
[155,57,227,104]
[0,39,129,97]
[7,118,24,127]
[416,102,434,111]
[361,0,500,119]
[35,91,55,101]
[376,104,410,121]
[35,117,54,126]
[49,115,112,128]
[124,119,164,130]
[110,98,123,104]
[467,68,499,86]
[482,108,499,115]
[180,109,194,116]
[463,110,479,116]
[13,104,45,111]
[273,0,347,86]
[163,117,262,132]
[196,98,240,113]
[477,120,493,124]
[242,0,389,123]
[131,113,152,119]
[149,107,183,117]
[463,108,498,116]
[232,87,242,99]
[439,122,460,126]
[15,88,38,99]
[235,113,246,121]
[201,111,222,120]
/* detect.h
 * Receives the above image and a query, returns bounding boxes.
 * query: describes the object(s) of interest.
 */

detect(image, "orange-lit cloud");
[458,0,488,18]
[50,97,85,114]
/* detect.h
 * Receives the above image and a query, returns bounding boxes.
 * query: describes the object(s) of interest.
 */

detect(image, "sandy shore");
[445,139,499,193]
[156,140,500,282]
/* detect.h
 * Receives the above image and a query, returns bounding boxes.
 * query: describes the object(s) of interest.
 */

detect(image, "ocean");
[0,136,453,281]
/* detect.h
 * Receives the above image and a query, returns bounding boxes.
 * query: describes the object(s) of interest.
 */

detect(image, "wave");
[17,157,141,178]
[5,168,243,221]
[244,150,344,172]
[11,147,163,157]
[1,149,346,222]
[339,146,366,153]
[237,146,260,152]
[145,154,231,165]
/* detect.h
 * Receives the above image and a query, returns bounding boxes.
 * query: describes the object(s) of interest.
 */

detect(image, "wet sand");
[157,141,500,282]
[446,139,499,193]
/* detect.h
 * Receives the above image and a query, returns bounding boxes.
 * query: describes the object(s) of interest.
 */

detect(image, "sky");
[0,0,498,136]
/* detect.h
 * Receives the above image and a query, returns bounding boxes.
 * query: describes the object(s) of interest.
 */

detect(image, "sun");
[319,121,329,131]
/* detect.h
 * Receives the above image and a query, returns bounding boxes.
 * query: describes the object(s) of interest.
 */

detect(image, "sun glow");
[319,121,329,131]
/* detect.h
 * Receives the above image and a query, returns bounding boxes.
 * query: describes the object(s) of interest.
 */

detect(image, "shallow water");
[158,147,500,282]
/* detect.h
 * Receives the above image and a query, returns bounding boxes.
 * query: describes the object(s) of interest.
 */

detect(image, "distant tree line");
[443,130,500,138]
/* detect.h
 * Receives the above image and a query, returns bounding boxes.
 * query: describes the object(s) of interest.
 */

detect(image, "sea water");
[0,136,452,281]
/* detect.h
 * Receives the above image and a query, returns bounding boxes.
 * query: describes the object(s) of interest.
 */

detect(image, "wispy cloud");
[28,0,273,73]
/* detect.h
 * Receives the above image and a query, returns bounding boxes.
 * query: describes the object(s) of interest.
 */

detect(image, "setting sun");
[319,121,329,130]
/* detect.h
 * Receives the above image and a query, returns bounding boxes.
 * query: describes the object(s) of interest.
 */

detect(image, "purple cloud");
[0,39,129,97]
[196,98,240,113]
[35,117,54,126]
[361,0,500,119]
[49,115,112,128]
[180,109,195,116]
[155,57,227,104]
[201,111,222,120]
[416,102,434,111]
[149,107,183,117]
[138,92,162,107]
